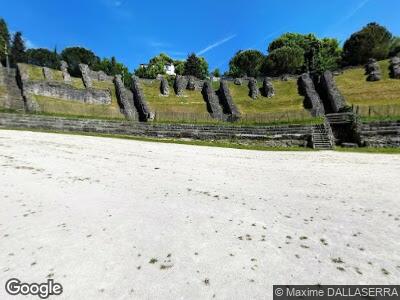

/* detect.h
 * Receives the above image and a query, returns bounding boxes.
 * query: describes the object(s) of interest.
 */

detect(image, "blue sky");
[2,0,399,72]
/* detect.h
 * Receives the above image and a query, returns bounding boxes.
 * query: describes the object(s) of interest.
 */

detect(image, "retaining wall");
[359,121,400,147]
[0,112,313,147]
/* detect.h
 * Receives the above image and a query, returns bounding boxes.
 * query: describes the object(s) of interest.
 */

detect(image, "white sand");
[0,129,399,299]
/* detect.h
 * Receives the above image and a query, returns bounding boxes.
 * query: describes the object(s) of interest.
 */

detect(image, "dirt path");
[0,130,399,299]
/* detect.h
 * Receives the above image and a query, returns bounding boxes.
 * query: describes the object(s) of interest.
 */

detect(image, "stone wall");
[297,73,325,117]
[0,112,313,147]
[114,75,138,120]
[320,71,346,113]
[218,80,240,121]
[201,81,224,120]
[131,76,153,121]
[359,121,400,147]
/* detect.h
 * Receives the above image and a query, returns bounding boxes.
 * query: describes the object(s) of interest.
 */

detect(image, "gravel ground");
[0,130,399,299]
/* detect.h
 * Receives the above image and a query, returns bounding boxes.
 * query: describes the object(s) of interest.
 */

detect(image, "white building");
[164,63,176,76]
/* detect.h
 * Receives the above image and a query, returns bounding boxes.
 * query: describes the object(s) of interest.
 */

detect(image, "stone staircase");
[325,112,355,124]
[311,124,333,150]
[0,67,25,111]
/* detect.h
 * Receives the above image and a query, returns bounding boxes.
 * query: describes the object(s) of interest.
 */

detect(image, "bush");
[61,47,101,77]
[342,22,392,66]
[228,50,264,77]
[389,37,400,57]
[183,53,208,79]
[264,46,304,75]
[26,48,60,69]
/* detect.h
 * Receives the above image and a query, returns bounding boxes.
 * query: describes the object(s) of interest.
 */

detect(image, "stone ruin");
[174,75,186,96]
[234,78,242,85]
[42,67,53,81]
[218,80,240,120]
[297,73,325,117]
[202,81,223,120]
[60,60,71,82]
[186,76,196,91]
[160,76,169,96]
[320,71,346,113]
[262,77,275,98]
[365,58,381,82]
[131,75,154,121]
[79,64,92,88]
[114,75,137,120]
[389,56,400,79]
[248,78,259,99]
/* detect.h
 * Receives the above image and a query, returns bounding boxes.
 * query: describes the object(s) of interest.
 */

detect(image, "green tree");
[342,22,392,66]
[26,48,60,69]
[267,33,341,73]
[183,53,209,79]
[228,50,264,77]
[212,68,221,77]
[264,46,304,75]
[134,53,173,79]
[97,56,132,87]
[0,18,10,66]
[389,37,400,57]
[10,32,27,66]
[60,47,101,76]
[174,60,185,75]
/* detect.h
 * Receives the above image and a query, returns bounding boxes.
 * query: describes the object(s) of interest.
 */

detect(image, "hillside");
[22,64,125,120]
[336,60,400,117]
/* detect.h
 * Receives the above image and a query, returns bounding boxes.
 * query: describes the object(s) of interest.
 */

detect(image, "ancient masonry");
[320,71,346,113]
[131,75,154,122]
[60,60,71,82]
[389,56,400,79]
[201,81,224,120]
[218,80,241,121]
[160,76,169,96]
[365,58,381,81]
[262,77,275,98]
[174,75,187,96]
[297,73,325,117]
[114,75,138,120]
[248,78,260,99]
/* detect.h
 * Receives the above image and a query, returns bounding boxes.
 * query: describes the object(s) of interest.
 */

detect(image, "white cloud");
[197,34,237,56]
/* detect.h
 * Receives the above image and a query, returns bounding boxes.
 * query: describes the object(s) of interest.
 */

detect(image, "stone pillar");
[60,60,71,83]
[42,67,53,81]
[365,58,381,81]
[234,78,242,85]
[262,77,275,98]
[202,81,223,119]
[174,75,186,96]
[160,76,169,96]
[218,80,240,121]
[186,76,196,91]
[298,73,325,117]
[79,63,92,88]
[248,78,259,99]
[389,56,400,79]
[131,75,153,121]
[320,71,346,113]
[114,75,137,120]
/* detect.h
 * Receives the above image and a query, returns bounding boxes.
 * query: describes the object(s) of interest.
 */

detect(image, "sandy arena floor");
[0,129,399,299]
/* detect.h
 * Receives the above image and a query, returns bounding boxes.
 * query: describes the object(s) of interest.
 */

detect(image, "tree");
[267,33,341,73]
[26,48,60,69]
[60,47,101,76]
[228,50,264,77]
[264,46,304,75]
[10,32,26,66]
[97,56,132,87]
[389,37,400,57]
[183,53,209,79]
[0,18,10,66]
[174,60,185,75]
[212,68,221,77]
[342,22,392,66]
[134,53,173,79]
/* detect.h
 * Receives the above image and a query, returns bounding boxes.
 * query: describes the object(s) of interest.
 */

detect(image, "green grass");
[32,94,125,119]
[141,80,213,123]
[336,60,400,107]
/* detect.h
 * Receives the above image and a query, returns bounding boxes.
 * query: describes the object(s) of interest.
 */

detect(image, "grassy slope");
[228,80,312,122]
[23,64,124,119]
[141,79,315,124]
[141,80,213,122]
[336,60,400,116]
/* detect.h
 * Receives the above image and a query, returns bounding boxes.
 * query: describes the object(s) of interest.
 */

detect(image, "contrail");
[197,34,237,56]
